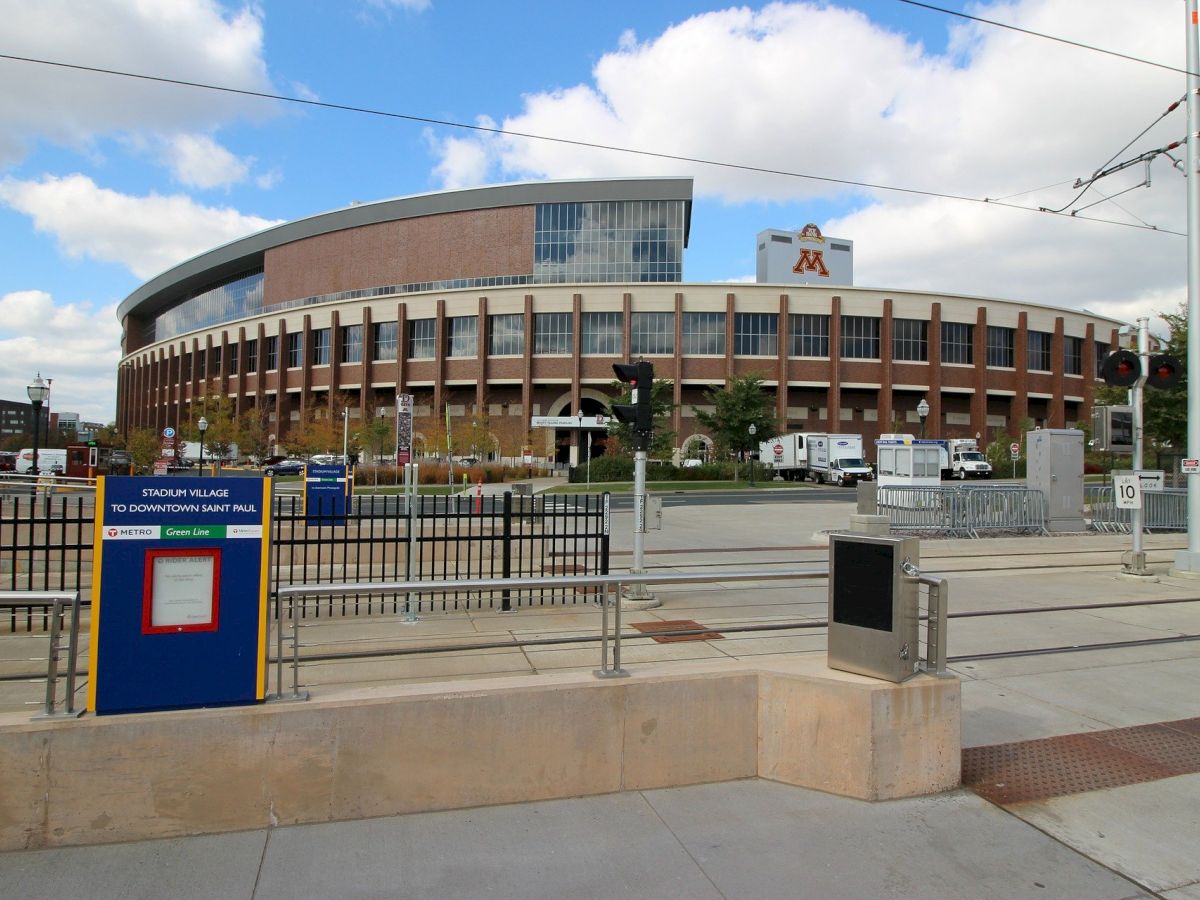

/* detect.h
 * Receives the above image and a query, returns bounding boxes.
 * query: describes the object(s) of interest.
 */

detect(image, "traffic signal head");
[611,360,655,449]
[1146,354,1182,390]
[1101,349,1140,387]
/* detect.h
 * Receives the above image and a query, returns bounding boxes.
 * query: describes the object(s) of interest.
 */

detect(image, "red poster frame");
[141,547,222,634]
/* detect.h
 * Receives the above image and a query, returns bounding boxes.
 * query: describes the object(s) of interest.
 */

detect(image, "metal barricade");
[1087,486,1186,533]
[878,485,1048,537]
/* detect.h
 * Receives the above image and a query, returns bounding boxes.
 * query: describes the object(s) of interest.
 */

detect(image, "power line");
[0,51,1183,237]
[895,0,1194,76]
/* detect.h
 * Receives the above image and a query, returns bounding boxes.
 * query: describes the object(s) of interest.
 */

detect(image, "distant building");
[0,398,34,439]
[54,411,80,433]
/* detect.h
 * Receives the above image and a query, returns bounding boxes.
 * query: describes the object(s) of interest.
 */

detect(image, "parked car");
[309,454,346,465]
[264,459,306,477]
[0,452,16,472]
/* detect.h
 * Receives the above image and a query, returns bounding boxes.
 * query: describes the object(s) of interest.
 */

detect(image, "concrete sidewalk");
[3,499,1199,898]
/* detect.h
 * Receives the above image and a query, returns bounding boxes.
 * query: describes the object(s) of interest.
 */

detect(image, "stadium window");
[734,312,777,356]
[408,319,436,359]
[582,312,624,355]
[941,322,974,365]
[790,314,830,357]
[373,321,398,361]
[682,312,726,355]
[341,325,362,364]
[445,316,479,357]
[1028,330,1052,372]
[986,326,1015,368]
[840,315,880,359]
[534,312,573,354]
[630,312,674,355]
[488,314,524,355]
[891,319,926,362]
[311,328,331,366]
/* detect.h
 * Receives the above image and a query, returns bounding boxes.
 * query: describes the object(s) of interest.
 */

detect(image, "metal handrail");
[274,565,951,697]
[915,574,949,676]
[0,590,84,718]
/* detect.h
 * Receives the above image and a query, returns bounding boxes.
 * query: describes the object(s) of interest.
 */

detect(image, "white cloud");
[0,0,275,168]
[0,291,123,423]
[364,0,432,13]
[431,0,1185,321]
[428,120,498,189]
[164,133,252,189]
[0,174,284,280]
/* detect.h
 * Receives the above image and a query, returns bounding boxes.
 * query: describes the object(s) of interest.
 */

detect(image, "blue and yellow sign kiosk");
[88,476,272,714]
[303,463,351,523]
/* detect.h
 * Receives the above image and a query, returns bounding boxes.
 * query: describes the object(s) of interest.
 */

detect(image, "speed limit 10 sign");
[1113,474,1142,510]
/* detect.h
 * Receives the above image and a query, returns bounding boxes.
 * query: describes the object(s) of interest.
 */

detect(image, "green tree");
[355,413,394,465]
[692,374,780,460]
[237,405,274,463]
[283,402,339,458]
[604,378,677,458]
[97,422,122,448]
[125,427,161,472]
[186,382,238,461]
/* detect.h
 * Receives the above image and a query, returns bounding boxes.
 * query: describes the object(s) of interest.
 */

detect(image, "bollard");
[475,477,483,514]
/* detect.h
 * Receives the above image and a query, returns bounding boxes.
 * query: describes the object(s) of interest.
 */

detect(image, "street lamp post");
[197,416,208,477]
[917,398,930,439]
[748,424,758,486]
[26,374,49,476]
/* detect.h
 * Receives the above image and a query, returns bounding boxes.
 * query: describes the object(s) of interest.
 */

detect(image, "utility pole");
[1175,0,1200,577]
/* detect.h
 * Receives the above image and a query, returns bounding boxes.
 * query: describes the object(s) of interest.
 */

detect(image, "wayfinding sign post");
[88,476,272,714]
[304,463,351,523]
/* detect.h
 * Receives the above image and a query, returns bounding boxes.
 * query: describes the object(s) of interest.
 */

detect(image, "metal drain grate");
[630,620,724,643]
[963,718,1200,805]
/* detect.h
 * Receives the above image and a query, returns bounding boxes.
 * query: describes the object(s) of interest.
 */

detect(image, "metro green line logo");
[162,525,227,539]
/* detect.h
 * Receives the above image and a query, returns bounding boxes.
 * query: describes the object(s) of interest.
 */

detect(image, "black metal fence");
[0,487,610,629]
[0,492,94,632]
[272,492,610,616]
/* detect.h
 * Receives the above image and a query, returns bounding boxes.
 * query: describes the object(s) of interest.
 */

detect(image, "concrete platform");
[2,494,1199,896]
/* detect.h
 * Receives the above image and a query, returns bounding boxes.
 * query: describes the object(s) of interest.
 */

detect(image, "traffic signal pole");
[1125,318,1150,576]
[1175,0,1200,577]
[612,361,660,608]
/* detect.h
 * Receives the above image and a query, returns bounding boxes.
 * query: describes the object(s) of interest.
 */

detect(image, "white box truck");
[806,434,874,486]
[942,438,992,480]
[760,433,806,480]
[15,448,67,474]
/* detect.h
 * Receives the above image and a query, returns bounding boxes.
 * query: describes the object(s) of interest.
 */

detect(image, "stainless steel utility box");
[827,533,920,683]
[1025,429,1085,532]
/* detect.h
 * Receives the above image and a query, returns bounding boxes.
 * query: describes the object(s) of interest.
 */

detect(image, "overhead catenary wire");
[895,0,1195,77]
[1038,93,1187,216]
[0,51,1185,237]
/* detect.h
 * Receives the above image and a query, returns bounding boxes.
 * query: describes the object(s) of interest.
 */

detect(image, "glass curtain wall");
[533,201,685,283]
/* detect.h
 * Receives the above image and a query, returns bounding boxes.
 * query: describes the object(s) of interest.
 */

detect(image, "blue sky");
[0,0,1188,422]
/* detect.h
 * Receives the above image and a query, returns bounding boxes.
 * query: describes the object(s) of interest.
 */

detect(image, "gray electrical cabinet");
[1025,428,1085,532]
[827,533,920,683]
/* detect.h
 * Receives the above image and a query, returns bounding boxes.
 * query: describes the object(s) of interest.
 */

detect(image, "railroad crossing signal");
[612,361,655,451]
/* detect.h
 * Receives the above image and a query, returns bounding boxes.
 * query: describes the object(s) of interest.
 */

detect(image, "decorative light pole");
[197,416,208,477]
[26,373,49,476]
[917,398,930,439]
[748,423,758,486]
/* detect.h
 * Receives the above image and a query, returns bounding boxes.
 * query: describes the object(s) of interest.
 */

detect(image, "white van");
[15,448,67,474]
